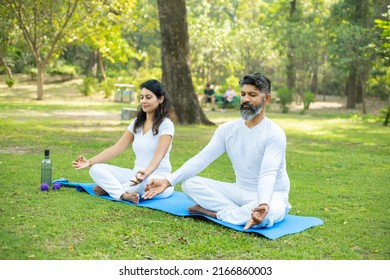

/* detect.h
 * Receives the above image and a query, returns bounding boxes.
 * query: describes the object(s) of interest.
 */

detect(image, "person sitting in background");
[72,79,175,204]
[222,85,236,110]
[202,82,215,111]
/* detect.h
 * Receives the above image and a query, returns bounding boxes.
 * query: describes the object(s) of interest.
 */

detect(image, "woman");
[72,79,175,203]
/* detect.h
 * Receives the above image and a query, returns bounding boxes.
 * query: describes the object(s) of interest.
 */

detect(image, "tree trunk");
[89,50,98,77]
[157,0,213,125]
[98,52,106,82]
[311,67,318,97]
[356,78,363,103]
[384,106,389,126]
[346,68,357,109]
[36,62,45,100]
[286,0,297,92]
[360,71,367,114]
[0,54,14,81]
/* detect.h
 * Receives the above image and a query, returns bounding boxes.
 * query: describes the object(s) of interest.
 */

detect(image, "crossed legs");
[182,176,290,228]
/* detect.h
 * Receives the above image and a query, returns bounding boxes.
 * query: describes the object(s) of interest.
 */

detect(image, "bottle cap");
[45,150,50,156]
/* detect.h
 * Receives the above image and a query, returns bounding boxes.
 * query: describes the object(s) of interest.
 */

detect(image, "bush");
[79,76,98,96]
[48,65,78,79]
[5,78,15,88]
[277,86,293,113]
[25,67,37,79]
[101,78,116,98]
[302,91,315,113]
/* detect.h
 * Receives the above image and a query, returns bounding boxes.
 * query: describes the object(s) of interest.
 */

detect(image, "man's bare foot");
[93,185,108,196]
[188,204,217,219]
[121,192,140,204]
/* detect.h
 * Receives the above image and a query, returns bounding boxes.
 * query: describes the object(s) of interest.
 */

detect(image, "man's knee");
[181,176,203,194]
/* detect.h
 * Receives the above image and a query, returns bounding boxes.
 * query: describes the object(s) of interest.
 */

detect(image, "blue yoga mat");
[54,178,323,240]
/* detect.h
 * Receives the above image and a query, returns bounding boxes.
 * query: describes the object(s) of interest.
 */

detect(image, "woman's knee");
[89,163,105,177]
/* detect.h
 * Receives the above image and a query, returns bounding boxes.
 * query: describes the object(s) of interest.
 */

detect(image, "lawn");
[0,78,389,260]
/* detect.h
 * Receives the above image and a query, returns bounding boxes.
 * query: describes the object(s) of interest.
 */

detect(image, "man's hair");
[239,73,271,95]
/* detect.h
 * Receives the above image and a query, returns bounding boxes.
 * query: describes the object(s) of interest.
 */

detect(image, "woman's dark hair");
[133,79,172,135]
[239,73,271,95]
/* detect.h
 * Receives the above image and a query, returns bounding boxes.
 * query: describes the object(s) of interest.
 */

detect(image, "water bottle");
[41,149,52,187]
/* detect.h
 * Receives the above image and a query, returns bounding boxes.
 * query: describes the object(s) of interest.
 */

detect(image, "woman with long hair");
[72,79,175,203]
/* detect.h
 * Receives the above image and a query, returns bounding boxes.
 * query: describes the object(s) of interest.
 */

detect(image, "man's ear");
[265,94,272,103]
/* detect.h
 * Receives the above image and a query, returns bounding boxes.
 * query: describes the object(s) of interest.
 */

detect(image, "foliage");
[5,77,15,88]
[374,5,390,66]
[100,78,116,98]
[1,0,389,104]
[78,76,98,96]
[47,65,78,78]
[302,91,315,112]
[277,86,293,113]
[26,67,38,79]
[380,106,390,126]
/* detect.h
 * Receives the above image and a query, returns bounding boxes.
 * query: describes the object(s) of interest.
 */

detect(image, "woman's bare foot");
[188,204,217,218]
[121,192,140,204]
[93,185,108,196]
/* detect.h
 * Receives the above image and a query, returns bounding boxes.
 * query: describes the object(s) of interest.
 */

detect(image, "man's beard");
[240,100,264,121]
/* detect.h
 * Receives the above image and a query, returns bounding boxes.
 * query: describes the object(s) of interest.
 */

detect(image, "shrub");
[101,78,116,98]
[25,67,37,79]
[302,91,315,113]
[48,65,78,79]
[79,76,98,96]
[277,86,293,113]
[5,78,15,88]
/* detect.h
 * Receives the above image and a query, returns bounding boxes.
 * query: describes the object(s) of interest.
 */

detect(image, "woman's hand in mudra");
[130,170,147,186]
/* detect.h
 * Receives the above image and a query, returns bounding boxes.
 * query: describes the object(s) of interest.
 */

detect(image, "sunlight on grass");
[0,97,389,260]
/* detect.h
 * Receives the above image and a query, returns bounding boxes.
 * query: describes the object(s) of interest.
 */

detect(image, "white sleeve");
[256,129,286,205]
[127,118,136,134]
[167,126,226,186]
[159,118,174,137]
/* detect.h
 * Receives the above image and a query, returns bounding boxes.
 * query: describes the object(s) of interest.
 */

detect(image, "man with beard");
[142,73,291,230]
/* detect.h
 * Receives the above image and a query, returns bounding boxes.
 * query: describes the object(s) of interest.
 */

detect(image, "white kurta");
[89,117,174,200]
[167,117,291,227]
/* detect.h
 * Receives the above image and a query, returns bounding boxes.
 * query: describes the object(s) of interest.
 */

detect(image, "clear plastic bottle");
[41,149,52,186]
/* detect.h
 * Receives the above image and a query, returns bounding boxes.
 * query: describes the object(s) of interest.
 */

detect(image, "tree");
[73,0,138,80]
[329,0,379,110]
[0,5,15,86]
[157,0,213,125]
[2,0,79,100]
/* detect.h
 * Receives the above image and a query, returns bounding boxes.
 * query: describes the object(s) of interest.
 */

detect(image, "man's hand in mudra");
[243,204,269,230]
[142,178,171,199]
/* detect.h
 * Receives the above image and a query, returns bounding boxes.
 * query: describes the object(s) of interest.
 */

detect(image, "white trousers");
[89,163,174,200]
[182,176,291,227]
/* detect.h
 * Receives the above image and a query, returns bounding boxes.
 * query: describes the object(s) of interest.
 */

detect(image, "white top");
[224,89,236,102]
[127,118,174,174]
[167,117,290,206]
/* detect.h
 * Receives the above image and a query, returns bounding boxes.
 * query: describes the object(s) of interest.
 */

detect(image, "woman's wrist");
[162,178,172,188]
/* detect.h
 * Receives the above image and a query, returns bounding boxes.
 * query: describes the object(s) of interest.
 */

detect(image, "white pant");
[182,176,291,227]
[89,163,174,200]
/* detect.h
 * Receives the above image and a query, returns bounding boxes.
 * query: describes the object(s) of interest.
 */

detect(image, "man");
[143,73,291,230]
[202,82,215,110]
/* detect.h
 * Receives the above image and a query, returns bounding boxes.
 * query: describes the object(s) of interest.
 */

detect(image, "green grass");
[0,96,389,260]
